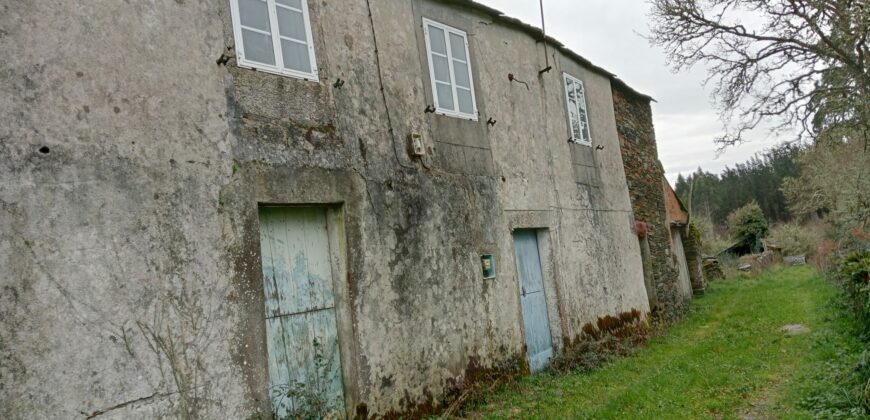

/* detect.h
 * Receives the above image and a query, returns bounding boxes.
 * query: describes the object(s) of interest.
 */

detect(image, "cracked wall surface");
[2,0,650,417]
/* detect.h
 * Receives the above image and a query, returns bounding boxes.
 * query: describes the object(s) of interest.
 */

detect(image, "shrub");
[727,202,769,253]
[767,222,826,257]
[841,251,870,334]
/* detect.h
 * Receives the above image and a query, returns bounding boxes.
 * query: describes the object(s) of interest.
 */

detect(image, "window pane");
[565,77,575,105]
[575,81,586,100]
[427,25,447,55]
[578,112,591,142]
[564,80,580,139]
[570,109,581,140]
[457,88,473,114]
[276,0,302,8]
[242,28,276,65]
[281,39,311,73]
[448,33,467,62]
[453,60,470,89]
[435,83,454,110]
[432,54,450,84]
[239,0,271,32]
[276,7,307,41]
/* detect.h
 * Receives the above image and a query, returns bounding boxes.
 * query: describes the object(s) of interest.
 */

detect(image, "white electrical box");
[408,133,425,156]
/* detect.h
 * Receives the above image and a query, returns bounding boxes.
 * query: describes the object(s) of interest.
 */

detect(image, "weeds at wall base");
[432,311,654,418]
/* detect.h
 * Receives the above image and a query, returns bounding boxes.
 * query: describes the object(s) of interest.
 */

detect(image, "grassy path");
[468,266,868,419]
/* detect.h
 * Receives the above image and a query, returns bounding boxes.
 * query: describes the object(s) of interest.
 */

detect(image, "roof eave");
[444,0,656,102]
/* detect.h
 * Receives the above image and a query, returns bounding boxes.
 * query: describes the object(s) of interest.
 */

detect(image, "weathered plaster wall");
[1,0,650,418]
[0,0,246,418]
[612,87,687,320]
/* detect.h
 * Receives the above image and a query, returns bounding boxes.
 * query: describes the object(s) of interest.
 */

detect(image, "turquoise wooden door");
[512,230,554,373]
[258,207,345,418]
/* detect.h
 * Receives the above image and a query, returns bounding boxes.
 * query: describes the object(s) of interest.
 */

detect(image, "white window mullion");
[230,0,250,65]
[265,0,285,71]
[274,2,302,13]
[300,0,318,77]
[423,25,437,109]
[240,25,272,37]
[279,35,307,46]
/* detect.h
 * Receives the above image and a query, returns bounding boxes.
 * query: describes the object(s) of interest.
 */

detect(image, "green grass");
[466,266,869,419]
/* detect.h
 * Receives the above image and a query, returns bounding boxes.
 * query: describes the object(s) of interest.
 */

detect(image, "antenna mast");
[539,0,552,74]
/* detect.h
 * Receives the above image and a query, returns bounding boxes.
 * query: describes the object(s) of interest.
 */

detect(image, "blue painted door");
[258,207,345,418]
[512,230,554,373]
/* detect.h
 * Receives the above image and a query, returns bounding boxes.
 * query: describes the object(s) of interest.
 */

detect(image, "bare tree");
[649,0,870,147]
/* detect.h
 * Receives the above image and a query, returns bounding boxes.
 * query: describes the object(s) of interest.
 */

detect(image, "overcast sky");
[476,0,786,184]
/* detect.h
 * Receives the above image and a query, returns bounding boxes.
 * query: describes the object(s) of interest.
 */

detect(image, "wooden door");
[258,207,345,418]
[512,230,554,373]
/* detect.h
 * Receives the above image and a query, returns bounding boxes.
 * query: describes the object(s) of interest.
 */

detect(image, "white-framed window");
[422,18,478,120]
[229,0,319,81]
[563,73,592,145]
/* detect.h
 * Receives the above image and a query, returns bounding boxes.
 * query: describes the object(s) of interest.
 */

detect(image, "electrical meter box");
[408,133,425,156]
[480,254,496,279]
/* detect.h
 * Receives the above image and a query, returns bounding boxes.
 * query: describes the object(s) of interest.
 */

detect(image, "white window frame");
[422,18,478,121]
[229,0,319,81]
[562,73,593,146]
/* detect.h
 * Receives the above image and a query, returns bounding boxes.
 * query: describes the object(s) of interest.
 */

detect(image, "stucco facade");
[2,0,652,418]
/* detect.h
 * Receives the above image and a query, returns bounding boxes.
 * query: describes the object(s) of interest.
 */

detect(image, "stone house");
[612,85,704,319]
[2,0,674,418]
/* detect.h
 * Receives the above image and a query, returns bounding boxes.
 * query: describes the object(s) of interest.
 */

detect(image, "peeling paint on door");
[512,230,554,373]
[258,206,345,417]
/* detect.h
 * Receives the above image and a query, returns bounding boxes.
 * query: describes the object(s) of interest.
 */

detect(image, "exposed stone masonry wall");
[612,87,686,321]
